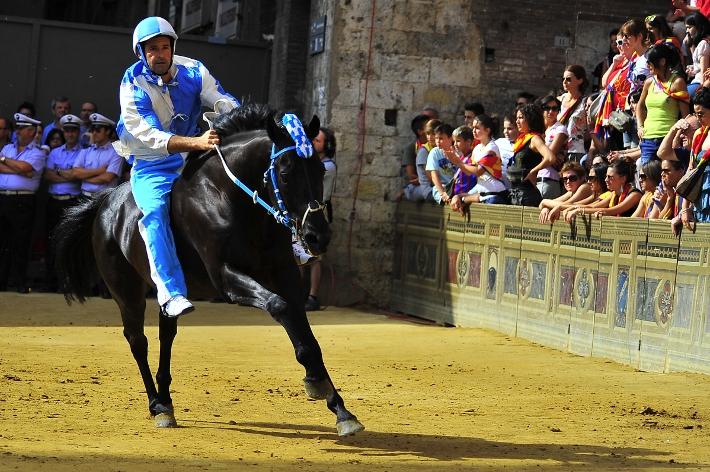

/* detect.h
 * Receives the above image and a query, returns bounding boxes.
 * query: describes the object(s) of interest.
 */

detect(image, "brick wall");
[302,0,670,306]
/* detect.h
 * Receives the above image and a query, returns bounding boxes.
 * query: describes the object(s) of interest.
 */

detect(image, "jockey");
[114,17,238,318]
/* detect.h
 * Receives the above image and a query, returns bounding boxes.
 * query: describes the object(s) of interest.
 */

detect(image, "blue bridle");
[215,143,297,234]
[212,114,325,241]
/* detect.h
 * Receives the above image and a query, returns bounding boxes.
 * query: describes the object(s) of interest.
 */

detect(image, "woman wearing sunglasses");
[636,43,689,165]
[559,65,589,162]
[552,163,610,222]
[564,160,642,221]
[630,160,662,218]
[538,162,592,224]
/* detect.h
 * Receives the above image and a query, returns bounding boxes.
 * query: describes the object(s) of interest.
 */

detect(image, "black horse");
[53,103,364,436]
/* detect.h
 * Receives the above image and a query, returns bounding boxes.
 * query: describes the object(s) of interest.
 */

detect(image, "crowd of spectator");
[0,96,123,293]
[400,6,710,243]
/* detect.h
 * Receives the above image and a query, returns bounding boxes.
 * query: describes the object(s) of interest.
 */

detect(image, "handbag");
[675,158,710,205]
[608,109,633,132]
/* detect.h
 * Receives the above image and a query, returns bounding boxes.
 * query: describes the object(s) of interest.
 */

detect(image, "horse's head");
[266,113,331,256]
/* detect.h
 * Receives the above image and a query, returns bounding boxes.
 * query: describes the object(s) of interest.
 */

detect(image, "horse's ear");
[266,112,283,145]
[305,115,320,140]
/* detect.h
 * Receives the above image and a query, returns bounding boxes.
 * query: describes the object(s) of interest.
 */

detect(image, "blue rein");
[216,142,297,234]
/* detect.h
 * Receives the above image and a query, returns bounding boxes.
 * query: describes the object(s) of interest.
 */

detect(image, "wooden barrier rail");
[391,201,710,374]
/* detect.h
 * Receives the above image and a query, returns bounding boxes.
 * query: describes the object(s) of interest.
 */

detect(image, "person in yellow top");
[636,43,689,165]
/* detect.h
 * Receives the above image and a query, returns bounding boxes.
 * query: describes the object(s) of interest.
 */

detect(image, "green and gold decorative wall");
[392,202,710,374]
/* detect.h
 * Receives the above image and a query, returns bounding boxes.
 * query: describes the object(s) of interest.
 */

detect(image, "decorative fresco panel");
[672,284,693,329]
[530,261,547,300]
[468,253,482,288]
[615,268,629,328]
[559,267,575,306]
[595,273,608,314]
[446,250,458,285]
[405,241,437,280]
[504,256,519,295]
[635,277,660,322]
[486,249,498,299]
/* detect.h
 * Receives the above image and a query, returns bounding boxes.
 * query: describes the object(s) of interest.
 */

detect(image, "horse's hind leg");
[155,314,178,427]
[97,245,174,427]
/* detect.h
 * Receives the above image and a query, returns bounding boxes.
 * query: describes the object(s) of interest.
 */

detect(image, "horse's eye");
[280,172,289,183]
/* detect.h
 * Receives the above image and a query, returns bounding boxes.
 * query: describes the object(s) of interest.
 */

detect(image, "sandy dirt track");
[1,292,709,471]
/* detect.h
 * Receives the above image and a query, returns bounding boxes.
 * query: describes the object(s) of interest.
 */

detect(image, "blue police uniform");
[0,113,46,291]
[74,143,123,195]
[47,144,82,196]
[114,22,238,308]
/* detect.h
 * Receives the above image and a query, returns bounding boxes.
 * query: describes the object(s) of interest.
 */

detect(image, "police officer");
[114,17,239,318]
[43,113,83,290]
[72,113,123,196]
[0,113,46,293]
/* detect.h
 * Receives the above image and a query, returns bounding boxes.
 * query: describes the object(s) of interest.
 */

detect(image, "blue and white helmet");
[132,16,178,58]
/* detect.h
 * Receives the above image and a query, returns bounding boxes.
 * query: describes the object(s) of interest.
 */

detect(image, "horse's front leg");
[270,263,365,437]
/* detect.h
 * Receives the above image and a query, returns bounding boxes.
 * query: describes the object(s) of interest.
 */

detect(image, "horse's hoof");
[336,418,365,437]
[154,412,178,428]
[304,378,333,400]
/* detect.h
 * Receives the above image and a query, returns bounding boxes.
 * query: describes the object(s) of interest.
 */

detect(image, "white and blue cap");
[132,16,178,59]
[90,113,116,128]
[282,114,313,158]
[14,113,41,128]
[59,114,82,128]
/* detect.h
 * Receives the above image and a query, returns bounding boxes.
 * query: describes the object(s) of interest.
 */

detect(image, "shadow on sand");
[181,420,699,469]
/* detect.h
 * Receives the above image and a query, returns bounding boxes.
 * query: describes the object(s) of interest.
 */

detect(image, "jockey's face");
[143,36,173,78]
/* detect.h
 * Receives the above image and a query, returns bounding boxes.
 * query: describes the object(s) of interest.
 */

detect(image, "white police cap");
[14,113,41,127]
[60,114,82,128]
[90,113,116,127]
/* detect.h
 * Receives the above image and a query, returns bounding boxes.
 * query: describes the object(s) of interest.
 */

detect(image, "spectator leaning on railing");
[538,162,593,224]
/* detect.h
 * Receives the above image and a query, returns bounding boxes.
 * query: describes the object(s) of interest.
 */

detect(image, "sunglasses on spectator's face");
[542,105,560,112]
[639,174,647,180]
[561,175,579,183]
[563,76,574,83]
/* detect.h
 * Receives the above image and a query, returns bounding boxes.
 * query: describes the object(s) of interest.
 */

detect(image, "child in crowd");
[426,123,457,205]
[401,119,440,202]
[441,126,477,204]
[449,115,508,213]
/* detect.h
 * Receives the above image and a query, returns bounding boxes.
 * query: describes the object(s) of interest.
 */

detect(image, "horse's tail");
[54,190,112,304]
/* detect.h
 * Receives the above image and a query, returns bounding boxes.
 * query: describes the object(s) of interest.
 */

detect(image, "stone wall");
[303,0,670,306]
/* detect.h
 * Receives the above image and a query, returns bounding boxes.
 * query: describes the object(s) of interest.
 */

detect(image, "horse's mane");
[213,102,274,136]
[183,102,275,175]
